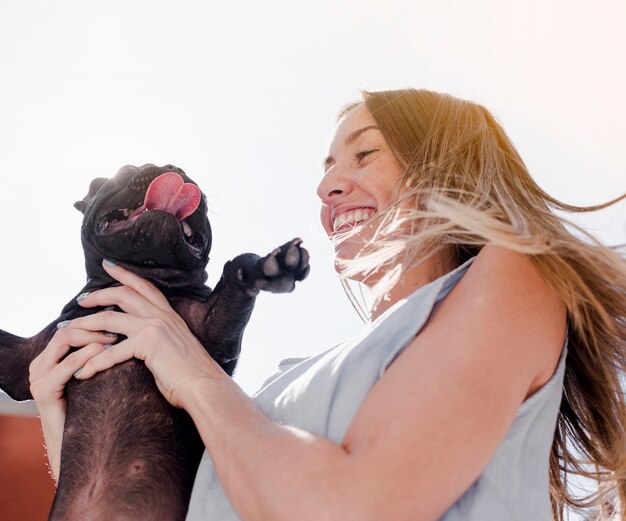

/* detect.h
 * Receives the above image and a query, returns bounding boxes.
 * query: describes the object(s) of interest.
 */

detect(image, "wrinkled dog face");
[75,164,211,271]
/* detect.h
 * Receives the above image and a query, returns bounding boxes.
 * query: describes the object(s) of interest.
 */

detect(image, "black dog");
[0,164,309,520]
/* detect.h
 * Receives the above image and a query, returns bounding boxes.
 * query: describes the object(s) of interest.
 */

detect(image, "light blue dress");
[186,256,567,520]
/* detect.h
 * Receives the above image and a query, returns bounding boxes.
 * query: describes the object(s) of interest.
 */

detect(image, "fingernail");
[104,332,117,337]
[103,259,116,267]
[104,344,113,349]
[57,320,71,329]
[76,292,90,303]
[73,368,83,378]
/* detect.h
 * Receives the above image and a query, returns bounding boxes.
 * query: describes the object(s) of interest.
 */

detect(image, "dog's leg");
[0,325,56,401]
[197,238,309,373]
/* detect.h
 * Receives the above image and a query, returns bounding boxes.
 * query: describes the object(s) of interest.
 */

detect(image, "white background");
[0,1,624,515]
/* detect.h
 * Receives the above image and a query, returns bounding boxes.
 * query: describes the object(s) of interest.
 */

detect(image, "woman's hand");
[71,260,223,409]
[29,326,114,482]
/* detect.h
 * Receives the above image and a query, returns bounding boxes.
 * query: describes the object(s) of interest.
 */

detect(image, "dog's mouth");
[96,172,204,254]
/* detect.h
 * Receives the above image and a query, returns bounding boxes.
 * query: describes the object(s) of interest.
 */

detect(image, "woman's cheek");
[320,206,332,235]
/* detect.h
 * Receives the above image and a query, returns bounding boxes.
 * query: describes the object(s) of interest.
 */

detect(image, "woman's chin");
[332,242,362,264]
[332,250,379,286]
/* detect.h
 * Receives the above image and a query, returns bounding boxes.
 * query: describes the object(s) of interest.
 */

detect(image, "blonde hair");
[334,89,626,520]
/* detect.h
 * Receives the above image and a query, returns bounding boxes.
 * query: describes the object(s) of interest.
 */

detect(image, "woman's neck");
[368,249,459,321]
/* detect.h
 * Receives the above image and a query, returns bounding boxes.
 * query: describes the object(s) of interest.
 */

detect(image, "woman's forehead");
[329,106,379,149]
[336,105,375,134]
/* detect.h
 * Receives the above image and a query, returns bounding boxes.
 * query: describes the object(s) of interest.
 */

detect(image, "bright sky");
[1,0,624,391]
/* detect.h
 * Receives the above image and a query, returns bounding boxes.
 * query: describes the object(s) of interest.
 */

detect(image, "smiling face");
[318,105,406,270]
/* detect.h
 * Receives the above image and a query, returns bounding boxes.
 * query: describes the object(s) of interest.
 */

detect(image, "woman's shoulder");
[461,244,562,309]
[444,244,567,396]
[472,243,547,277]
[466,245,565,323]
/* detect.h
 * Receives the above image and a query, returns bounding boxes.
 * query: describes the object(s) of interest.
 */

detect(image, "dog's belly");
[49,359,204,521]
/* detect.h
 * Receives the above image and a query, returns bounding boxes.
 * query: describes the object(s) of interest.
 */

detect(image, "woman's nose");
[316,166,352,203]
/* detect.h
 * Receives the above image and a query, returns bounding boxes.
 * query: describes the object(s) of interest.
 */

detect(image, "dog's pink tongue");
[143,172,201,221]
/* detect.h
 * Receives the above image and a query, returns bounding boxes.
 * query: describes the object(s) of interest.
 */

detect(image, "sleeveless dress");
[186,256,568,520]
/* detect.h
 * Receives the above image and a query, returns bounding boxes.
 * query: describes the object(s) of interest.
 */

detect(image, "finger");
[77,285,163,319]
[31,343,107,400]
[61,342,111,379]
[101,260,172,311]
[67,311,140,338]
[30,330,117,378]
[75,339,137,380]
[59,342,108,379]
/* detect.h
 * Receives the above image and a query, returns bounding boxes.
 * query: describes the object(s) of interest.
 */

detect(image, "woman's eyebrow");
[323,126,380,170]
[345,125,379,145]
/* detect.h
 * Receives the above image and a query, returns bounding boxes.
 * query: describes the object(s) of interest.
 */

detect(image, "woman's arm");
[72,246,566,521]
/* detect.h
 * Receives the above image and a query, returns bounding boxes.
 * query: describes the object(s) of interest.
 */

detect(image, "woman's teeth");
[333,209,373,231]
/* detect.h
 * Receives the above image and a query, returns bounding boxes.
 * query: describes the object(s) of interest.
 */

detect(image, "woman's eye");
[354,149,378,163]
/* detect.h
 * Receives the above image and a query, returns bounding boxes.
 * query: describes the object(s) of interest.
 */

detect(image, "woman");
[30,89,626,520]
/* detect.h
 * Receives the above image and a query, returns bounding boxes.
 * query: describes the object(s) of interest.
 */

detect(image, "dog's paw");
[257,238,310,290]
[231,238,310,296]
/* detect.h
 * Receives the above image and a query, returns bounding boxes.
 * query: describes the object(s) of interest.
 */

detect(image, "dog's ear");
[74,177,108,214]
